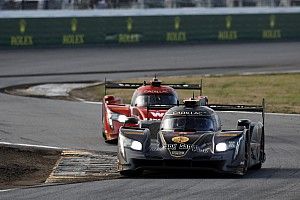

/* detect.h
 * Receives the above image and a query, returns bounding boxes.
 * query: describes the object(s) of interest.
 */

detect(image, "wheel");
[241,153,249,175]
[252,130,265,170]
[240,131,251,175]
[102,129,107,141]
[105,138,118,144]
[102,129,118,144]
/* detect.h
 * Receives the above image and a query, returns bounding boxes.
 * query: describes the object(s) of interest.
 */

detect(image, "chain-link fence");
[0,0,299,10]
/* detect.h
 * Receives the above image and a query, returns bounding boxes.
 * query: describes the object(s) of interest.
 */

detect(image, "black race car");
[117,99,266,176]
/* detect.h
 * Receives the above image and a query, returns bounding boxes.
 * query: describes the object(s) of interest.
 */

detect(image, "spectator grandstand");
[0,0,299,10]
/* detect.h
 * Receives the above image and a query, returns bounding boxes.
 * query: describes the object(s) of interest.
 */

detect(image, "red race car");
[102,77,207,143]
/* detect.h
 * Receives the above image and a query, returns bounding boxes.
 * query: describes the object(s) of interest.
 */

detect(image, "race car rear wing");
[208,99,266,127]
[104,78,203,96]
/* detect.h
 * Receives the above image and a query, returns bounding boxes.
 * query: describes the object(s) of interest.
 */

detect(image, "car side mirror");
[237,119,251,130]
[124,117,139,127]
[237,119,251,126]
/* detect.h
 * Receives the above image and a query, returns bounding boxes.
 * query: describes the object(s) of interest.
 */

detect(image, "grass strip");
[69,73,300,114]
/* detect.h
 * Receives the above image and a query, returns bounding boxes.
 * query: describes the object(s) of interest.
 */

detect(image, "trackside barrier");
[0,12,299,47]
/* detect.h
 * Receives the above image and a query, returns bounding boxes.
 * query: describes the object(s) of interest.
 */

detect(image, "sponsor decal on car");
[143,89,173,94]
[170,151,185,157]
[168,111,209,116]
[150,112,165,118]
[165,143,211,157]
[171,136,190,144]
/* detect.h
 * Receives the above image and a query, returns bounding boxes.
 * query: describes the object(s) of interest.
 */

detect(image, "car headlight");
[119,134,143,158]
[216,142,227,152]
[215,141,236,152]
[117,115,128,123]
[107,111,127,128]
[131,141,142,151]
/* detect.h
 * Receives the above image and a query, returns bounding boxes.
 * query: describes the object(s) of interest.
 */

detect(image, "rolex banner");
[0,14,299,47]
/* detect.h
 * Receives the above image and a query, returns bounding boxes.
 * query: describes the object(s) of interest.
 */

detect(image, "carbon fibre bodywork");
[117,102,265,176]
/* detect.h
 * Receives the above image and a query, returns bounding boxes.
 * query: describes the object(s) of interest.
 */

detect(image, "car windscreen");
[161,116,215,132]
[134,94,178,107]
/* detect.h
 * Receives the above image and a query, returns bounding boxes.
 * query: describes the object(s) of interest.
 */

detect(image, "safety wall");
[0,13,299,47]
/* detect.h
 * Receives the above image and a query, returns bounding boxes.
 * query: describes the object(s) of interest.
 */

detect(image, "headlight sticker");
[228,141,236,148]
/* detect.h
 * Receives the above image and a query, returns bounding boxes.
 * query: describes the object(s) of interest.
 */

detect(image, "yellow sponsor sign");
[218,31,237,40]
[62,18,85,45]
[127,17,133,32]
[71,18,78,33]
[116,17,141,43]
[166,32,186,42]
[63,34,85,45]
[218,16,238,41]
[166,17,187,42]
[225,16,232,29]
[10,19,33,46]
[118,34,140,43]
[262,30,281,39]
[262,15,281,39]
[19,19,26,33]
[11,36,33,46]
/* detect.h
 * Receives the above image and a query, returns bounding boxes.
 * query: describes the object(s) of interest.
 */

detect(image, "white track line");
[239,70,300,76]
[76,98,102,105]
[265,112,300,117]
[83,101,102,105]
[0,188,17,193]
[0,142,66,150]
[219,110,300,117]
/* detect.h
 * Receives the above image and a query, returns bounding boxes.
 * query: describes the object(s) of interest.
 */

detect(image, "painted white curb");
[0,142,66,151]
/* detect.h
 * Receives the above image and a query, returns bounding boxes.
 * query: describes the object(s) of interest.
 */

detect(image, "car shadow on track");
[121,168,300,179]
[244,167,300,179]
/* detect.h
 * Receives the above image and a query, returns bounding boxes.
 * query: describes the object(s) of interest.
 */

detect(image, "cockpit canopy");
[161,105,221,132]
[132,93,178,107]
[161,116,216,132]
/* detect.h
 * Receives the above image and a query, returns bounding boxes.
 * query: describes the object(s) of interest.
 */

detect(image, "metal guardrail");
[0,0,299,10]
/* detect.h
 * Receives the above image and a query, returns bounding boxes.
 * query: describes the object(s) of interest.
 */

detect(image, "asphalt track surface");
[0,42,299,200]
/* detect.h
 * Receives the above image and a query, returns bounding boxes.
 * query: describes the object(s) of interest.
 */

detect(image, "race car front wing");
[117,128,247,175]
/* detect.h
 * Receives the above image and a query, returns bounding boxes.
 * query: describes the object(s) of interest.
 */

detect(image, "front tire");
[240,131,251,176]
[102,128,107,140]
[252,130,265,170]
[105,138,118,144]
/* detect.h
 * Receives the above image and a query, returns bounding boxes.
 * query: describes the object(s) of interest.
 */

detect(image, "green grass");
[69,73,300,114]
